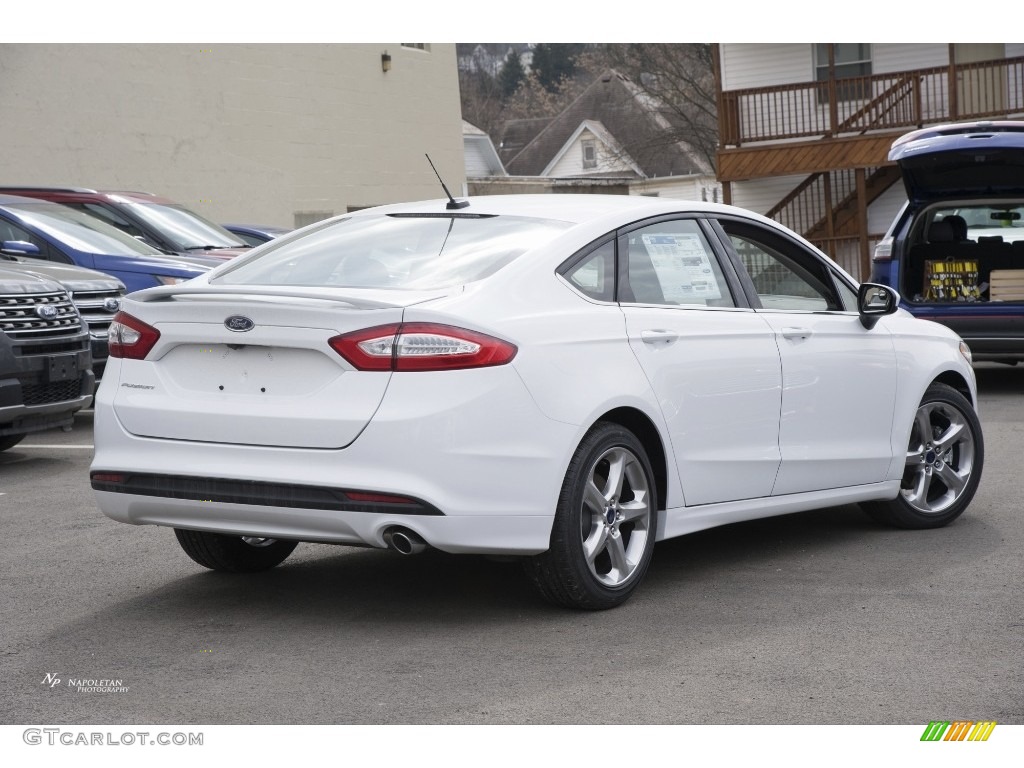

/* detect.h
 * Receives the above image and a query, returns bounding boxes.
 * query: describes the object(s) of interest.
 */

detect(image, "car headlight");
[155,276,188,285]
[959,340,973,364]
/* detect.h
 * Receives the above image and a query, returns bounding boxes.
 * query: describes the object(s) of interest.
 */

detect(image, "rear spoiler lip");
[127,283,455,310]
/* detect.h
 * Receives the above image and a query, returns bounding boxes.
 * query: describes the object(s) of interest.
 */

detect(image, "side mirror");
[1,240,41,257]
[858,282,899,330]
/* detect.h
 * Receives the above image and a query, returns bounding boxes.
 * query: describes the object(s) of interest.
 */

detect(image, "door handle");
[781,327,812,340]
[640,330,679,344]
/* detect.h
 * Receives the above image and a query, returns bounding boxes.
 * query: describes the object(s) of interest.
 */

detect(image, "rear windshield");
[213,213,572,290]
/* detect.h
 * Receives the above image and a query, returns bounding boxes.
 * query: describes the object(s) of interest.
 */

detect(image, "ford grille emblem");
[103,297,121,312]
[225,315,255,332]
[35,304,59,320]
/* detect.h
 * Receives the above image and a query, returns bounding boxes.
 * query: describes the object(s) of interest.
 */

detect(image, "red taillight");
[108,312,161,360]
[329,323,517,372]
[872,238,893,263]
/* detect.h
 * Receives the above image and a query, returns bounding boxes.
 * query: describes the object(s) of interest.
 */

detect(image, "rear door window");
[619,218,736,307]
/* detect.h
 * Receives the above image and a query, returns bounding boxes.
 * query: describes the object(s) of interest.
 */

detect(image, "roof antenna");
[425,154,469,209]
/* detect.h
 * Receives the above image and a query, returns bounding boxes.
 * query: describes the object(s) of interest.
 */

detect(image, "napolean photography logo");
[41,672,129,694]
[920,720,997,742]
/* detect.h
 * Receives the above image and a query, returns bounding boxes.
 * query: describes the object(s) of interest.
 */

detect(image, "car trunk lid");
[110,286,448,449]
[889,121,1024,202]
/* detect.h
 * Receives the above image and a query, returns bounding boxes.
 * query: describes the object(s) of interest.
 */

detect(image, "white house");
[493,70,720,202]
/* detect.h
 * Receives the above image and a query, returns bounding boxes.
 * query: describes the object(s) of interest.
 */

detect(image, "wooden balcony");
[717,56,1024,181]
[714,55,1024,278]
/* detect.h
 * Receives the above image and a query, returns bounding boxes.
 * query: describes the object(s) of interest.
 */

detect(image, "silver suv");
[0,250,124,380]
[0,266,95,452]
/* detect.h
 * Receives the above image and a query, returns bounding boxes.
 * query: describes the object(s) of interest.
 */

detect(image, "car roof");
[0,193,67,206]
[0,187,177,205]
[348,193,771,227]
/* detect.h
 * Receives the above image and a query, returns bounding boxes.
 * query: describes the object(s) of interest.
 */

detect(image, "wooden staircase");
[759,79,916,270]
[766,164,902,241]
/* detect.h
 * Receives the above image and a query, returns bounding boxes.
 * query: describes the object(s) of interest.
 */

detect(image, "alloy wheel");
[901,400,978,514]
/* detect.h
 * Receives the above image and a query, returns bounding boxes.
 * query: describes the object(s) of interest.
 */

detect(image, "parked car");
[0,187,251,261]
[222,223,292,247]
[1,266,93,452]
[0,248,124,379]
[871,120,1024,364]
[0,194,212,292]
[91,195,983,609]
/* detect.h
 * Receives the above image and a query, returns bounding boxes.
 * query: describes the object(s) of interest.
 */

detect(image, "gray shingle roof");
[504,71,710,178]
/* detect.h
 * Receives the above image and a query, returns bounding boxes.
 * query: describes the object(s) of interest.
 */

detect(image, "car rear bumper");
[93,490,554,555]
[90,364,578,554]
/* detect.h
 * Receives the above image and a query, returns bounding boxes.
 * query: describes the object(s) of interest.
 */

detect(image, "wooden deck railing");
[720,56,1024,147]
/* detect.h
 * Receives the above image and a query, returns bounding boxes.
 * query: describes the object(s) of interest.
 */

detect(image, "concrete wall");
[0,43,464,228]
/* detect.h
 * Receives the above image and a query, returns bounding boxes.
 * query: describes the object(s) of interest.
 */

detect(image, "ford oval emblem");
[225,315,255,332]
[35,304,59,320]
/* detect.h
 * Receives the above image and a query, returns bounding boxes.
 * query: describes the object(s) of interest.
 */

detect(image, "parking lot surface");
[1,365,1021,725]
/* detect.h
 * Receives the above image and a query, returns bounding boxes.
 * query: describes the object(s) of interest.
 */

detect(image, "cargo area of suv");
[872,121,1024,363]
[883,203,1024,304]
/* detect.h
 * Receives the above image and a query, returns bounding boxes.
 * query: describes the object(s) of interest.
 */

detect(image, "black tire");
[524,422,658,610]
[862,383,983,529]
[174,529,298,572]
[0,434,25,452]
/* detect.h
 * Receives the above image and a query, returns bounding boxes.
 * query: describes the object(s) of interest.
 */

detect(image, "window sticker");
[641,233,722,302]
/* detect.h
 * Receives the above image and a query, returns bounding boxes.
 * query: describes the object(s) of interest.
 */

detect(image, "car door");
[711,217,899,496]
[615,216,783,506]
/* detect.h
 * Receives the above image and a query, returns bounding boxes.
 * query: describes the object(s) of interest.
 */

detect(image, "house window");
[582,140,597,169]
[401,44,429,52]
[814,44,872,102]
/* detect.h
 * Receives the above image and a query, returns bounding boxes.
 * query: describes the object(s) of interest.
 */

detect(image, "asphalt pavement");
[1,365,1021,726]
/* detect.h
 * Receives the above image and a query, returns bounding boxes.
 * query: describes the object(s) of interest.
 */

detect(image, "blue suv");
[871,120,1024,364]
[0,194,213,293]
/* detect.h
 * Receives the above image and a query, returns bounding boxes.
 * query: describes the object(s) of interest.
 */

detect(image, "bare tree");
[596,44,719,171]
[459,65,507,138]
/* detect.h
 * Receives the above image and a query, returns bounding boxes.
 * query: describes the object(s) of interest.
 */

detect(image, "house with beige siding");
[714,43,1024,279]
[0,44,464,229]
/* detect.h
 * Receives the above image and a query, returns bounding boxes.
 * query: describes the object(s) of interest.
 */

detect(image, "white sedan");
[90,195,984,609]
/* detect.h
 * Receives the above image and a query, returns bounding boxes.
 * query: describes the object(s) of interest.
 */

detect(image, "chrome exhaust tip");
[383,527,428,555]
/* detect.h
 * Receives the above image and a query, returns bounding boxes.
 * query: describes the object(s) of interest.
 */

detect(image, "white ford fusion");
[91,195,983,609]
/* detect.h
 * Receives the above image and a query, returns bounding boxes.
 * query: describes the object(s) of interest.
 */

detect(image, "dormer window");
[582,140,597,169]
